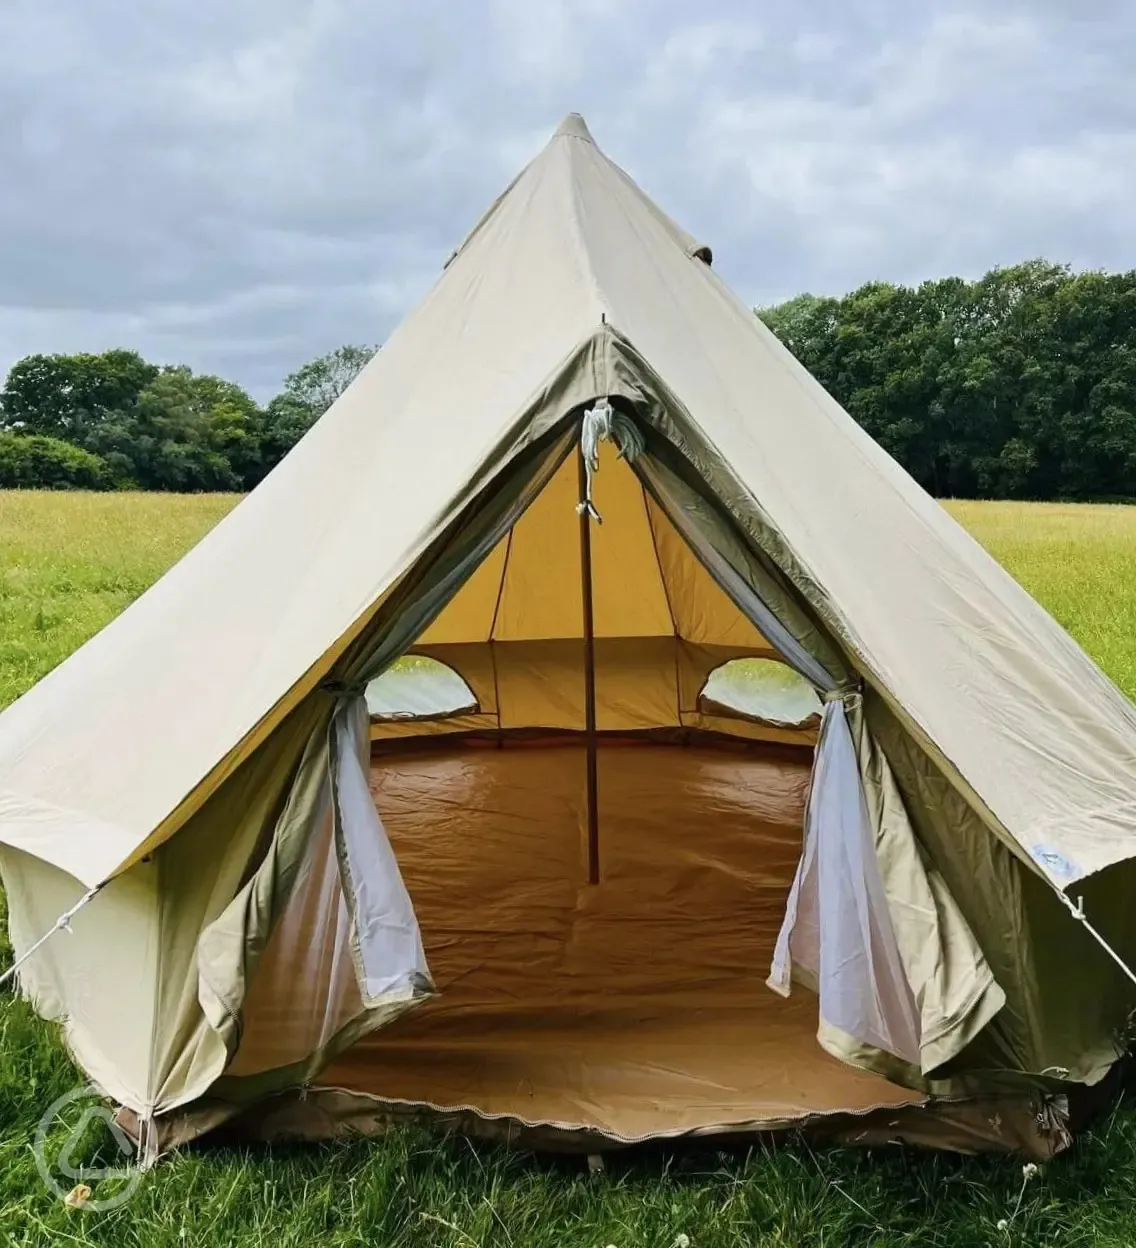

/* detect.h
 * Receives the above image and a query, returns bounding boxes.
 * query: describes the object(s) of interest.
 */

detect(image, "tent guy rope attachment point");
[1056,889,1136,990]
[0,883,105,992]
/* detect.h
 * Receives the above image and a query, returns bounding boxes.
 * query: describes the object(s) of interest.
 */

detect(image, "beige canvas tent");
[3,114,1136,1158]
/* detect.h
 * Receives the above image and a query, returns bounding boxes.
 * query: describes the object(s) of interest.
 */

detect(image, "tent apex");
[554,112,595,143]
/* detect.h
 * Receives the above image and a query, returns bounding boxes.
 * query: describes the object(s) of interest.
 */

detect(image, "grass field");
[3,491,1136,1246]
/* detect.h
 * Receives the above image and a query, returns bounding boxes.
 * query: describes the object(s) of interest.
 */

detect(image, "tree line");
[0,345,376,491]
[1,259,1134,499]
[759,260,1136,501]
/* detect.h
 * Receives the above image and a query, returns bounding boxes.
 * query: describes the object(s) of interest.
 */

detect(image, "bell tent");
[3,113,1136,1158]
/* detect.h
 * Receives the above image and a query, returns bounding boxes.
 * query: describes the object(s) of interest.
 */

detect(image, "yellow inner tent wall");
[371,443,817,746]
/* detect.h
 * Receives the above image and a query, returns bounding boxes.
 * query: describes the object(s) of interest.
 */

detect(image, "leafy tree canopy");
[758,261,1136,501]
[0,433,109,490]
[0,350,158,444]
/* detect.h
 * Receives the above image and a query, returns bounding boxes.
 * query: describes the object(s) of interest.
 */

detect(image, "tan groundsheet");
[313,740,919,1138]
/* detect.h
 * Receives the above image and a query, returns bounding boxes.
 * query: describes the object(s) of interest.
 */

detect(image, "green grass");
[3,491,1136,1245]
[944,500,1136,700]
[0,492,235,710]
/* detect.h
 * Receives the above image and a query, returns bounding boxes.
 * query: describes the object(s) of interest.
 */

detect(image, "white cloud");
[488,0,612,84]
[629,7,1136,299]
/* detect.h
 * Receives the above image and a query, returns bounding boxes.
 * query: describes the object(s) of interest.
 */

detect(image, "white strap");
[576,397,616,523]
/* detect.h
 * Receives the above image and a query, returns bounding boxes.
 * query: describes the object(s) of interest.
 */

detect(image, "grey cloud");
[0,0,1133,397]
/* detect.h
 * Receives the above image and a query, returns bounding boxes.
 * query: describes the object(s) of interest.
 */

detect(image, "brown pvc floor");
[321,739,918,1139]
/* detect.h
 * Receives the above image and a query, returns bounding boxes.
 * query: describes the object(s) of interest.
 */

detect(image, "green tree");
[760,261,1136,502]
[279,343,377,418]
[90,367,262,491]
[259,393,319,471]
[0,350,158,447]
[1041,270,1136,499]
[259,343,379,472]
[0,433,109,489]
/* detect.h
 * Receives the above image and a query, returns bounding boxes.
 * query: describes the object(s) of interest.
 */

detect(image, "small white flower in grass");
[672,1236,691,1248]
[998,1159,1042,1233]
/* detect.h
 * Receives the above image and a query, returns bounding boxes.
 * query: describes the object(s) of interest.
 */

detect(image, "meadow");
[2,490,1136,1246]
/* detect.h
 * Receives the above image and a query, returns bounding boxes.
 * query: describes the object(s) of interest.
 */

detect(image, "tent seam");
[146,846,165,1115]
[486,527,514,730]
[642,484,684,721]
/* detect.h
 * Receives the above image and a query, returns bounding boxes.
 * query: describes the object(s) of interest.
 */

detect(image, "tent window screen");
[700,658,822,728]
[768,700,922,1066]
[366,657,478,721]
[333,697,431,1003]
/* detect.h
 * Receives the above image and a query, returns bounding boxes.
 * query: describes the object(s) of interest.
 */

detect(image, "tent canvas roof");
[1,113,1135,891]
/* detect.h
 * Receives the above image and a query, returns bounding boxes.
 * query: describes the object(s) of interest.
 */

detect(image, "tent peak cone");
[553,112,595,143]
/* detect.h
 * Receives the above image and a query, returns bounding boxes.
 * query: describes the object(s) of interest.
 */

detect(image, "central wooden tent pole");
[578,444,601,886]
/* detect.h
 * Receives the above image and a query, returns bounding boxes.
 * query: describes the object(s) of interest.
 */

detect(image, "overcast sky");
[1,0,1132,398]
